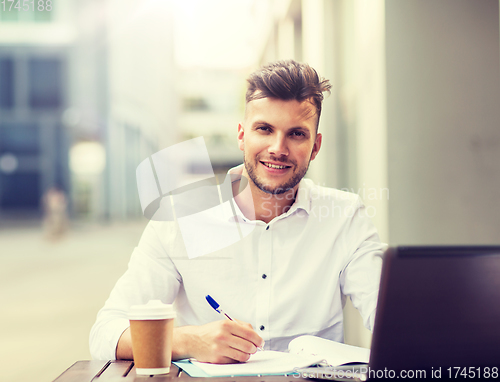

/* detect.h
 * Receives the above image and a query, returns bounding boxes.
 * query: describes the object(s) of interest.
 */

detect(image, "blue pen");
[205,294,234,320]
[205,294,264,350]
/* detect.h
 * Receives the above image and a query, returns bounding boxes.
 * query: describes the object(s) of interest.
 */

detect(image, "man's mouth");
[261,161,292,170]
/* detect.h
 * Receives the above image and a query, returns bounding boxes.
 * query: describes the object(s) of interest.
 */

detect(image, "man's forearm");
[171,326,196,360]
[116,327,133,360]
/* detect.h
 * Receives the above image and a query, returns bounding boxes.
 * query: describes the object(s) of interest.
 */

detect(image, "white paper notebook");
[191,350,323,376]
[288,335,370,366]
[190,335,370,377]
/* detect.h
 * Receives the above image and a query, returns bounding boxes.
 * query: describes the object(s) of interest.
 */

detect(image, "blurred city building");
[0,2,73,219]
[0,0,258,223]
[0,0,116,221]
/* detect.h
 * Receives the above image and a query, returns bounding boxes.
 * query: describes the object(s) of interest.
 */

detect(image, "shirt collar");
[226,164,312,222]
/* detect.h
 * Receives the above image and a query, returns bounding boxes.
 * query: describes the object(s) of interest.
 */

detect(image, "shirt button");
[260,325,265,331]
[266,225,269,230]
[262,274,267,279]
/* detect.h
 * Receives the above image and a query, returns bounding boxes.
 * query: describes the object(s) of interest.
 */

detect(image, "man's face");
[237,97,322,195]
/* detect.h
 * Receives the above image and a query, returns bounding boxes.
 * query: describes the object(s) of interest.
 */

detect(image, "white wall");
[385,0,500,245]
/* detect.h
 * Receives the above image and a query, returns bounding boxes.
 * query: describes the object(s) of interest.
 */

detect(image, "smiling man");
[233,61,327,223]
[90,60,384,365]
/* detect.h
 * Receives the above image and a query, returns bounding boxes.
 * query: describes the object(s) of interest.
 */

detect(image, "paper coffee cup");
[128,300,176,375]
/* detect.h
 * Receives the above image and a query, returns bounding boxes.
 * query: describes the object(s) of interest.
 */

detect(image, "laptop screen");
[369,246,500,374]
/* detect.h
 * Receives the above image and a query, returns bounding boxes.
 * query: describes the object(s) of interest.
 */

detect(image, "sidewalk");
[0,219,148,382]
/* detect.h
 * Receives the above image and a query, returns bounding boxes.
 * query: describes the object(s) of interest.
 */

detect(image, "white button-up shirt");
[90,166,384,360]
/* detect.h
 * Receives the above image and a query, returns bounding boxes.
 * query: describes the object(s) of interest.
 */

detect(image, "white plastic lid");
[128,300,176,320]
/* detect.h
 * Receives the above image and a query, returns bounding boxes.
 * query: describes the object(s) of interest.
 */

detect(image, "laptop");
[300,246,500,381]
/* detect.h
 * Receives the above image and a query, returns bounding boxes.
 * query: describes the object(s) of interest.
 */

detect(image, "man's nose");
[268,134,288,157]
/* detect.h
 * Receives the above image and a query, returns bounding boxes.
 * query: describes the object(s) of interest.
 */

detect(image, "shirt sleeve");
[89,221,182,360]
[339,196,386,332]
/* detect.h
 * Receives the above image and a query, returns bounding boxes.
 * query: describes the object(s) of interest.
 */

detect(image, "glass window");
[0,172,40,209]
[0,123,40,154]
[28,58,62,109]
[0,58,14,109]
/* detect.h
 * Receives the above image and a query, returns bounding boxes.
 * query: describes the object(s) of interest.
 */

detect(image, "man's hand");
[173,320,264,364]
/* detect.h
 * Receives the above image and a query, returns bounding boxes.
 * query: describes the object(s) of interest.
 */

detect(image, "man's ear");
[237,123,245,151]
[310,133,322,161]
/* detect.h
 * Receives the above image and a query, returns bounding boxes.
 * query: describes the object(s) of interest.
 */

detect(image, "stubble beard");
[243,153,310,195]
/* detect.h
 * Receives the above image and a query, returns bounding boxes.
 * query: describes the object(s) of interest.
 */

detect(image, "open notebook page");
[288,335,370,366]
[190,350,324,376]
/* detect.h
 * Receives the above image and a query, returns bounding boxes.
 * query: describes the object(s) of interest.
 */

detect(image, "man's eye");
[257,126,271,132]
[291,131,306,137]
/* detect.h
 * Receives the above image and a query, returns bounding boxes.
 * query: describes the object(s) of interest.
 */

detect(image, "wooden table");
[53,361,312,382]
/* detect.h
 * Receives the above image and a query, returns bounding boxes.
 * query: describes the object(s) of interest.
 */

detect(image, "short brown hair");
[245,60,331,125]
